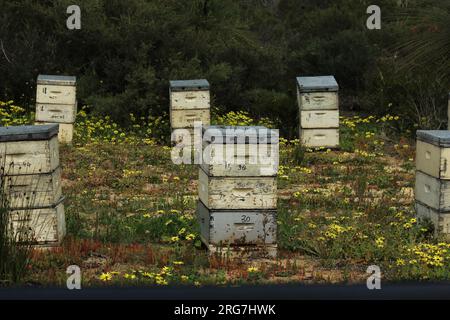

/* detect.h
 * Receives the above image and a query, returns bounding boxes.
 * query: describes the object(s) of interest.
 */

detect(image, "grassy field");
[2,100,450,287]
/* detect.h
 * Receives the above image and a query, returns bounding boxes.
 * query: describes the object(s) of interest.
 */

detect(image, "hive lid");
[37,75,77,86]
[417,130,450,147]
[0,124,59,142]
[202,125,279,144]
[170,79,210,91]
[296,76,339,92]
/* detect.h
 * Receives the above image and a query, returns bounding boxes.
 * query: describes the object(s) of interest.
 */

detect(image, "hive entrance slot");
[234,223,255,231]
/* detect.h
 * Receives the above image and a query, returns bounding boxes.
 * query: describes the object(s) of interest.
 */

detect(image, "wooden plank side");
[36,84,76,105]
[198,169,210,207]
[200,143,278,177]
[416,140,442,179]
[10,202,65,245]
[197,200,211,244]
[0,136,59,175]
[198,169,277,210]
[170,90,210,110]
[300,110,339,128]
[300,128,339,148]
[4,168,62,209]
[441,147,450,180]
[170,108,210,129]
[204,211,277,245]
[298,92,338,110]
[35,103,77,123]
[198,200,277,245]
[200,162,278,177]
[415,171,450,211]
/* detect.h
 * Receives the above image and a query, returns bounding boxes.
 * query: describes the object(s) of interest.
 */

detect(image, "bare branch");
[0,40,12,64]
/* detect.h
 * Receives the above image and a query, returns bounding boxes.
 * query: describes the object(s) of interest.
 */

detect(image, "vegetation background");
[0,0,449,136]
[0,0,450,285]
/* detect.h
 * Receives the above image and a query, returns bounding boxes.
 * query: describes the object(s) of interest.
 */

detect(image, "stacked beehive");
[197,126,279,257]
[0,124,66,246]
[415,130,450,236]
[35,75,77,144]
[297,76,340,148]
[169,79,210,146]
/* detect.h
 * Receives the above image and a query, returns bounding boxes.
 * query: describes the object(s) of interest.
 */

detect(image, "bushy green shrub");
[0,0,448,135]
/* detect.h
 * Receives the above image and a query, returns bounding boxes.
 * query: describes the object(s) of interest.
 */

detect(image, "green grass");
[3,107,450,286]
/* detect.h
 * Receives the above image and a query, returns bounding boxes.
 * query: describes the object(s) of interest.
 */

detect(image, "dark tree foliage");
[0,0,448,135]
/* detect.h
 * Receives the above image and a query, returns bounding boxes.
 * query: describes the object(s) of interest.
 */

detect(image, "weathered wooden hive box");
[5,168,62,209]
[0,125,60,175]
[198,126,278,210]
[0,124,66,246]
[198,168,277,210]
[10,199,66,245]
[169,79,210,131]
[416,170,450,211]
[415,130,450,236]
[297,76,339,148]
[36,75,76,105]
[197,125,279,258]
[197,201,277,246]
[36,103,77,123]
[35,75,77,144]
[200,125,279,177]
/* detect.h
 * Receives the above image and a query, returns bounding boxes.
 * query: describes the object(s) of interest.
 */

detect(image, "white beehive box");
[198,168,277,210]
[300,110,339,128]
[170,79,210,130]
[416,131,450,180]
[36,122,74,144]
[170,109,210,129]
[415,171,450,212]
[200,125,279,177]
[35,102,77,124]
[296,76,339,111]
[0,125,60,175]
[300,128,339,148]
[170,79,210,110]
[416,201,450,236]
[36,75,77,105]
[10,199,66,246]
[5,168,62,209]
[197,201,276,246]
[297,76,339,148]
